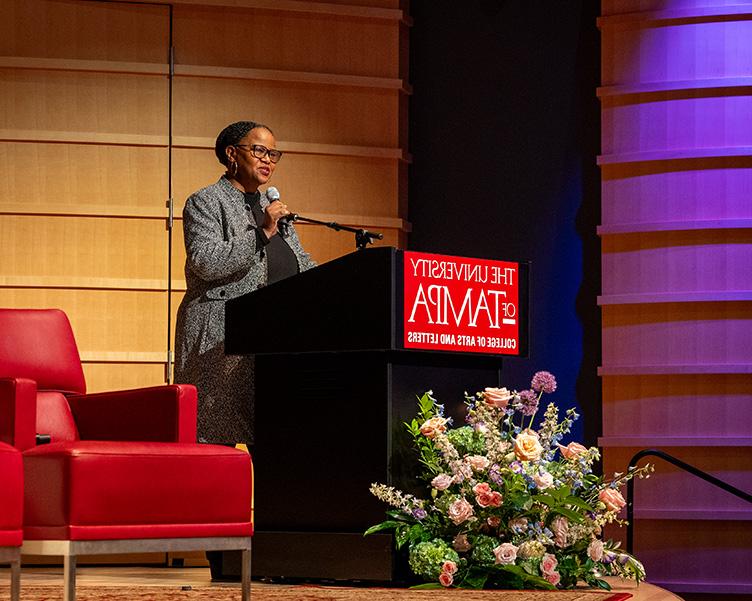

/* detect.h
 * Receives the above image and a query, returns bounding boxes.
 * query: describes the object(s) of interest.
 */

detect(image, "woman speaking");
[174,120,316,446]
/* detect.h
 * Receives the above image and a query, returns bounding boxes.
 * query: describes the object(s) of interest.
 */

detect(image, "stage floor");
[0,566,683,601]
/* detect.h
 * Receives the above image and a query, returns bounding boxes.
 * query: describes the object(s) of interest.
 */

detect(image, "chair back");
[0,309,86,395]
[0,309,86,442]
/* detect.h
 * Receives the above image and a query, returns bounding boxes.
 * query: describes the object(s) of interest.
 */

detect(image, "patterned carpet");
[0,584,632,601]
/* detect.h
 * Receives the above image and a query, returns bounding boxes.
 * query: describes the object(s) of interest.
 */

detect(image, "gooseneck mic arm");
[283,213,383,251]
[266,185,383,250]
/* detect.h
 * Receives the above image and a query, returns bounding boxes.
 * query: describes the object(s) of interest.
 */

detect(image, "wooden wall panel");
[173,5,399,77]
[629,521,752,595]
[601,159,752,227]
[600,2,752,595]
[84,363,168,394]
[601,230,752,296]
[0,0,168,62]
[173,150,399,220]
[0,143,168,211]
[0,69,168,135]
[603,374,752,438]
[0,288,166,356]
[602,302,752,367]
[173,78,399,148]
[281,0,402,8]
[0,215,167,280]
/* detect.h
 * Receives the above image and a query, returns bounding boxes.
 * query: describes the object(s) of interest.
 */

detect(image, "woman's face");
[226,127,278,191]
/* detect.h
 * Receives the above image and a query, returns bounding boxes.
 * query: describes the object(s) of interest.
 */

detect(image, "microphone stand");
[286,214,383,250]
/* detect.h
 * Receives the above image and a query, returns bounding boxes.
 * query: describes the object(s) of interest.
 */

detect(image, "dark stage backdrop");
[407,1,600,444]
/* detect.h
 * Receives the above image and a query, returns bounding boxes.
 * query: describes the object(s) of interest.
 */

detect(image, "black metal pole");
[166,5,174,384]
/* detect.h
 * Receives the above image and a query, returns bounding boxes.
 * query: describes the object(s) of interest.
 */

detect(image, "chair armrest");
[0,377,37,451]
[67,384,198,443]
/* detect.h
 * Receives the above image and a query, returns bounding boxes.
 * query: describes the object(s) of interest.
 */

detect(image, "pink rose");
[545,570,561,586]
[466,455,490,471]
[472,482,492,496]
[558,441,588,460]
[441,560,457,575]
[431,474,454,490]
[476,492,494,507]
[420,416,448,439]
[588,539,604,561]
[493,542,518,565]
[453,533,471,552]
[533,471,554,490]
[448,498,474,525]
[541,553,558,575]
[514,429,544,461]
[438,571,453,587]
[488,491,502,507]
[483,387,514,409]
[599,487,626,512]
[550,516,569,548]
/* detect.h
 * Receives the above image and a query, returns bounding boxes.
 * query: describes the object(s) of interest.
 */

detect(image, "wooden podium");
[224,247,529,581]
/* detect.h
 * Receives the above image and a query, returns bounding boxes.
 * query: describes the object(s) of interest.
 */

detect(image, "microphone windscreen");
[266,186,280,202]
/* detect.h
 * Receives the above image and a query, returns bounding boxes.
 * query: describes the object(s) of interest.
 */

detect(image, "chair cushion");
[36,391,80,443]
[23,441,252,541]
[0,442,23,547]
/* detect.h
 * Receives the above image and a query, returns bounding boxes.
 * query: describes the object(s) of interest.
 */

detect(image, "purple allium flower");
[531,371,557,394]
[518,389,539,416]
[412,508,427,520]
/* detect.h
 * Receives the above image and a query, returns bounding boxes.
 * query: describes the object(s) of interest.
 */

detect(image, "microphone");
[265,186,296,236]
[265,186,280,203]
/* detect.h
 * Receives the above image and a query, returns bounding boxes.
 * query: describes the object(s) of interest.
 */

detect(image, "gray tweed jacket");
[174,175,315,444]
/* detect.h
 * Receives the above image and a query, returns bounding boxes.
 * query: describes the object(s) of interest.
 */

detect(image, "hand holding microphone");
[262,186,293,238]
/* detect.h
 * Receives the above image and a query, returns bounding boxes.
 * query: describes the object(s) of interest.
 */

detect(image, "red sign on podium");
[403,251,521,355]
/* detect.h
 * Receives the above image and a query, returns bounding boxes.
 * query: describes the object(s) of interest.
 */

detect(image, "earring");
[230,161,238,177]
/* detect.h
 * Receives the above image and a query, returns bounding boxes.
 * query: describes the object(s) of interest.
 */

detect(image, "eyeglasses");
[233,144,283,163]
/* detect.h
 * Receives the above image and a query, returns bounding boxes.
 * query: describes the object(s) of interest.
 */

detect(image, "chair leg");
[64,553,77,601]
[241,546,251,601]
[10,557,20,601]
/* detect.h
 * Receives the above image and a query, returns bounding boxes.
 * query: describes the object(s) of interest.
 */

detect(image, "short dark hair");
[214,121,273,166]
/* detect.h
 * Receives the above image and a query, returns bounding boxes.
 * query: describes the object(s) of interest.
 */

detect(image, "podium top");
[225,247,528,357]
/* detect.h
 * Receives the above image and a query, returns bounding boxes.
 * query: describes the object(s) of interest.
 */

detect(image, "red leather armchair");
[0,442,22,601]
[0,309,253,601]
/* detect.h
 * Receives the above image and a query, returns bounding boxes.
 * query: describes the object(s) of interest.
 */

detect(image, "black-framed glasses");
[233,144,283,163]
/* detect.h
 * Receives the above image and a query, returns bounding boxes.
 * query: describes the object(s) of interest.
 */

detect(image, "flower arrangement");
[366,372,653,590]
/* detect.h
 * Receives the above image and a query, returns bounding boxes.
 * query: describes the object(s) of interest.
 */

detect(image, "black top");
[244,191,299,285]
